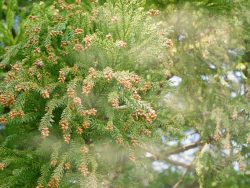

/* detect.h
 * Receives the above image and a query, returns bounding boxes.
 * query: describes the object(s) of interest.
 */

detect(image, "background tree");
[143,1,250,187]
[0,0,166,187]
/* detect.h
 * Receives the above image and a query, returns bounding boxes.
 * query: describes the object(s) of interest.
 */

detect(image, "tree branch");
[165,141,204,156]
[146,141,204,162]
[164,158,191,169]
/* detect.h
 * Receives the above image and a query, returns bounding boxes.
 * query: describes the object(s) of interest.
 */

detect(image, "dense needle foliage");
[0,0,249,187]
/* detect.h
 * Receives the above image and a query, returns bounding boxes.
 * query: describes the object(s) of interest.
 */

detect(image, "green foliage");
[0,0,167,187]
[148,1,250,187]
[0,0,23,55]
[0,0,249,188]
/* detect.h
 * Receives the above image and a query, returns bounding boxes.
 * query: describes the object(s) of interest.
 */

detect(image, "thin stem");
[166,141,204,156]
[172,143,208,188]
[165,158,191,169]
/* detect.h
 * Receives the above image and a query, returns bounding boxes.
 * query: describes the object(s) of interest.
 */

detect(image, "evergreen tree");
[0,0,249,187]
[0,0,167,187]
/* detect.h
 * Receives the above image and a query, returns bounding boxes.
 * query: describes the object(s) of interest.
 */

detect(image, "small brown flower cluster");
[115,137,123,144]
[5,72,16,82]
[132,109,157,124]
[131,137,138,146]
[48,53,57,63]
[130,74,141,84]
[82,81,94,95]
[80,146,89,154]
[0,117,6,124]
[128,155,136,162]
[0,93,15,106]
[82,120,90,129]
[148,9,160,16]
[65,4,74,11]
[132,91,141,101]
[56,0,66,9]
[52,14,64,22]
[72,64,79,74]
[36,72,43,80]
[117,74,140,90]
[11,64,21,72]
[213,132,221,141]
[90,0,98,3]
[29,38,39,45]
[67,87,76,98]
[34,47,41,54]
[60,119,69,132]
[34,60,44,69]
[77,127,83,134]
[110,98,119,108]
[165,39,174,48]
[64,163,71,170]
[88,67,97,78]
[224,133,231,149]
[0,163,6,171]
[9,110,24,119]
[75,0,81,5]
[64,134,71,144]
[106,33,112,40]
[79,163,89,176]
[140,82,151,93]
[41,89,50,99]
[36,184,44,188]
[50,30,63,37]
[142,129,151,137]
[60,41,67,48]
[116,40,126,48]
[45,45,53,53]
[224,143,231,149]
[75,9,83,16]
[41,127,49,138]
[15,84,27,92]
[50,160,57,167]
[80,108,97,116]
[33,27,41,33]
[73,97,82,105]
[48,177,59,188]
[28,15,38,21]
[239,163,246,172]
[74,44,84,52]
[106,122,113,132]
[74,28,83,35]
[218,129,226,140]
[231,109,238,120]
[122,123,130,132]
[58,70,66,83]
[147,110,157,123]
[84,35,93,48]
[117,78,132,90]
[103,67,113,81]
